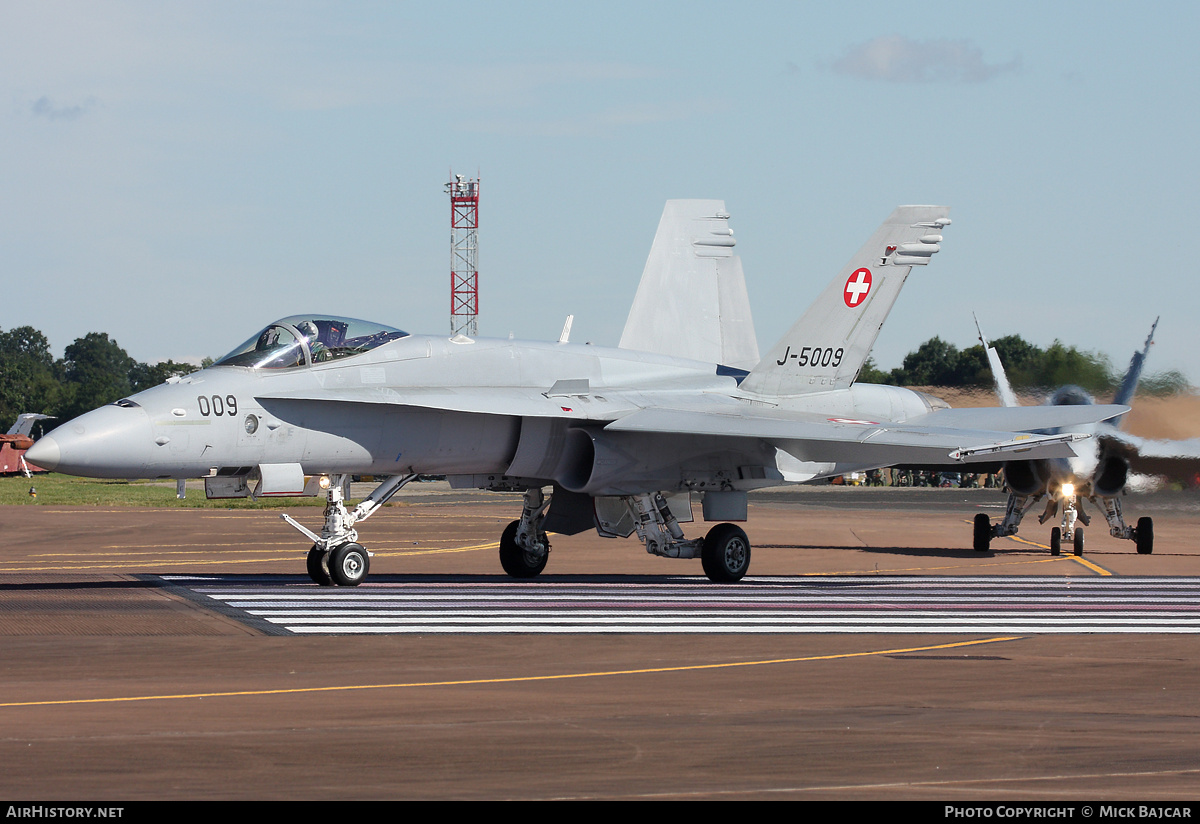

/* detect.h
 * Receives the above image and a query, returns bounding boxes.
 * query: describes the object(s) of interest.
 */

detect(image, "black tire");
[702,523,751,583]
[1050,527,1062,556]
[1136,517,1154,554]
[328,542,370,587]
[1073,528,1084,556]
[498,520,548,579]
[973,513,992,552]
[307,545,332,586]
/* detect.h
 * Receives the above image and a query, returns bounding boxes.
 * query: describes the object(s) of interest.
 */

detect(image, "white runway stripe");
[161,574,1200,635]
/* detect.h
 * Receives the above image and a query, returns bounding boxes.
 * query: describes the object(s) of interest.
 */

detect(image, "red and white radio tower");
[446,173,480,336]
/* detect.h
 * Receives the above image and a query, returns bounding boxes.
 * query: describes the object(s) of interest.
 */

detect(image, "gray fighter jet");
[26,204,1127,586]
[972,317,1199,556]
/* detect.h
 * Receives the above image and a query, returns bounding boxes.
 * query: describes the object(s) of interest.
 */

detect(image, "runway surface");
[3,484,1200,800]
[171,574,1200,634]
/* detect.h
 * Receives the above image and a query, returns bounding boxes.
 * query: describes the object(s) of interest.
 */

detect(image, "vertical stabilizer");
[1111,317,1159,426]
[620,200,760,370]
[974,313,1019,408]
[740,205,950,397]
[6,413,53,437]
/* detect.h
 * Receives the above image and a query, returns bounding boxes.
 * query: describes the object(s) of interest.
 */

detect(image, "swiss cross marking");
[844,268,872,307]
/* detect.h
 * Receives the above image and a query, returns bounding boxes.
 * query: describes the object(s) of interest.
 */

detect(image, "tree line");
[0,325,1190,435]
[858,334,1189,396]
[0,326,199,435]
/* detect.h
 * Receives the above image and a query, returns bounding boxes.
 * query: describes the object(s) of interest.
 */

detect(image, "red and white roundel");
[843,268,872,307]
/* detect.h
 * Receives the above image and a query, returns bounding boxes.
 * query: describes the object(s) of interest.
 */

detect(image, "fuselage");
[28,322,945,488]
[1003,385,1126,499]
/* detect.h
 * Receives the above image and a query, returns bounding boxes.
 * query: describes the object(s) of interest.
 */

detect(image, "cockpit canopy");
[214,316,409,369]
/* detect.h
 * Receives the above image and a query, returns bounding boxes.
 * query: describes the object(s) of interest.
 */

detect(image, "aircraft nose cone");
[23,436,60,471]
[30,404,155,478]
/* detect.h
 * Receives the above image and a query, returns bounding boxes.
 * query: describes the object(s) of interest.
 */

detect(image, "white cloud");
[30,95,95,120]
[831,35,1019,83]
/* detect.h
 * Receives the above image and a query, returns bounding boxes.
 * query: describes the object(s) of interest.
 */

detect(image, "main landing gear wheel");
[1050,527,1062,556]
[328,542,370,587]
[1137,517,1154,554]
[1073,528,1084,557]
[973,513,992,552]
[702,523,751,583]
[498,520,548,579]
[307,545,332,586]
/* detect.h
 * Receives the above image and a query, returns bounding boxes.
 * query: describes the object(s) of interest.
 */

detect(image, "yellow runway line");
[0,637,1019,708]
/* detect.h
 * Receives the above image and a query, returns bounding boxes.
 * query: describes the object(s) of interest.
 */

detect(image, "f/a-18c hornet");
[26,203,1127,586]
[972,316,1200,557]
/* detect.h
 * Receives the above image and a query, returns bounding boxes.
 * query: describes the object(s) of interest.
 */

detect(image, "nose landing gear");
[285,473,416,586]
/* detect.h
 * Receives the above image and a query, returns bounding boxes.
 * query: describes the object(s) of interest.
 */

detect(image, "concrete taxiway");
[2,484,1200,799]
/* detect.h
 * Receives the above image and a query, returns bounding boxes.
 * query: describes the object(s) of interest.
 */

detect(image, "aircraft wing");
[1099,429,1200,482]
[605,406,1099,466]
[258,386,1127,466]
[257,381,801,423]
[905,404,1128,432]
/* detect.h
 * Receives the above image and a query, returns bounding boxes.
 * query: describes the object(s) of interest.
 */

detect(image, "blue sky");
[3,1,1198,383]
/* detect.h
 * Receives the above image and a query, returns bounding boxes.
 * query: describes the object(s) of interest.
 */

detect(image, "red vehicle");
[1,414,53,476]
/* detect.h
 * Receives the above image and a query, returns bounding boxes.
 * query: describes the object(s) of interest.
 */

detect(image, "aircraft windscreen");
[214,316,409,369]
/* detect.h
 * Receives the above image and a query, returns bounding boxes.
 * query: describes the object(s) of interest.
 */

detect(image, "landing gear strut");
[973,486,1152,556]
[493,489,755,583]
[623,492,751,583]
[1044,490,1086,556]
[973,491,1039,552]
[498,488,551,579]
[283,473,417,586]
[1092,495,1153,554]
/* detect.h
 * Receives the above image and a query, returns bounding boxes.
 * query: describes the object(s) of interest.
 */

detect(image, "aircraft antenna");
[445,172,480,336]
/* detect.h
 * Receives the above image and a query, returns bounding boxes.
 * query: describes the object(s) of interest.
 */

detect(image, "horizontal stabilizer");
[1100,430,1200,482]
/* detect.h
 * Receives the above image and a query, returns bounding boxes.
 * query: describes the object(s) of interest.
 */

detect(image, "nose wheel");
[307,545,332,586]
[328,542,370,587]
[307,542,370,586]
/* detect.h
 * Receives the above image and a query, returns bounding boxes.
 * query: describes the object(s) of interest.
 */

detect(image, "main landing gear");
[498,488,551,578]
[972,488,1153,557]
[289,479,757,585]
[615,491,751,582]
[700,523,751,583]
[284,473,416,586]
[497,488,753,583]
